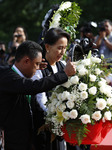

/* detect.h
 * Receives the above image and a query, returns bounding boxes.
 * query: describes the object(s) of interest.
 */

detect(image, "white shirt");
[32,61,66,111]
[12,64,24,77]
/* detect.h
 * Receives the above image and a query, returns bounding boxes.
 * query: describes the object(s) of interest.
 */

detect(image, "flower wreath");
[49,1,82,42]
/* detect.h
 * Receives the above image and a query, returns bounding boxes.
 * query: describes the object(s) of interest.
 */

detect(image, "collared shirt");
[12,64,24,78]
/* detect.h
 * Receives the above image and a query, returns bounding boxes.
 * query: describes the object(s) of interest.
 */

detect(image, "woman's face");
[15,27,25,35]
[45,37,68,65]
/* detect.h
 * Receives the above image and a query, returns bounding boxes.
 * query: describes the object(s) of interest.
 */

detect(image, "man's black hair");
[15,40,43,62]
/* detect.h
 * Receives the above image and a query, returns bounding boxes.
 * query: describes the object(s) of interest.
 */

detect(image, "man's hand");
[39,59,48,70]
[64,58,76,76]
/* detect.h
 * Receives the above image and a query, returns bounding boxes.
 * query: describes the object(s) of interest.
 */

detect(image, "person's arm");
[103,37,112,51]
[0,59,76,95]
[95,31,106,48]
[0,67,68,95]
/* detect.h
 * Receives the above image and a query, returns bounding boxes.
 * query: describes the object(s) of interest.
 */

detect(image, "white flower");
[62,111,70,120]
[96,98,107,110]
[66,101,74,109]
[57,93,62,100]
[98,81,106,87]
[100,85,112,97]
[91,57,101,63]
[50,105,56,113]
[58,1,72,11]
[51,98,58,105]
[78,68,88,76]
[58,104,66,111]
[76,64,84,71]
[69,109,78,119]
[89,74,96,82]
[88,86,97,95]
[61,91,70,101]
[70,75,79,84]
[61,80,71,88]
[80,114,91,124]
[52,117,58,124]
[95,68,102,75]
[104,111,112,120]
[101,78,107,83]
[78,83,87,91]
[49,13,61,28]
[92,111,102,121]
[81,58,91,66]
[67,93,76,101]
[80,91,88,99]
[107,98,112,106]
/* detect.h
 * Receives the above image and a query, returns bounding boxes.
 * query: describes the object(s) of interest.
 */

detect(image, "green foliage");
[65,119,89,145]
[0,0,112,49]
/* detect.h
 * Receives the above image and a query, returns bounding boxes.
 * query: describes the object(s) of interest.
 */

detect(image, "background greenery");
[0,0,112,50]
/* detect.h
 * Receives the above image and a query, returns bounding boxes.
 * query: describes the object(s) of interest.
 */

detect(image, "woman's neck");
[45,55,56,66]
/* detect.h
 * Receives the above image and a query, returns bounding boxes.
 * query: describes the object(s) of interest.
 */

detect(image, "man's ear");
[23,56,30,64]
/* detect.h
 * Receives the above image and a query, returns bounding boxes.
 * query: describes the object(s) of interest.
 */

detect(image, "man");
[95,19,112,61]
[0,40,76,150]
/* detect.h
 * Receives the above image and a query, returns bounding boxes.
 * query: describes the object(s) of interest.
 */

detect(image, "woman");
[32,27,70,150]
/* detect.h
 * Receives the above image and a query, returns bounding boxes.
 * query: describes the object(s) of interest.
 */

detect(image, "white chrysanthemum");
[69,109,78,119]
[61,80,71,88]
[66,100,74,109]
[61,91,70,101]
[104,111,112,120]
[62,111,70,120]
[70,75,79,84]
[89,74,96,82]
[78,83,87,91]
[96,98,107,110]
[80,114,91,124]
[78,68,88,76]
[107,98,112,106]
[89,86,97,95]
[80,91,88,100]
[95,68,102,75]
[58,1,72,11]
[92,111,102,121]
[91,57,101,63]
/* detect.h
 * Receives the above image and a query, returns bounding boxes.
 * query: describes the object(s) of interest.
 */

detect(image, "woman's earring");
[47,50,49,53]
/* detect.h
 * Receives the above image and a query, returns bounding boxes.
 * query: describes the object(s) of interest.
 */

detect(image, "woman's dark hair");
[44,28,70,45]
[15,40,43,62]
[41,28,70,58]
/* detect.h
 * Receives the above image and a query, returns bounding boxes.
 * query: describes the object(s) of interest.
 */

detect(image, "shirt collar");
[12,64,24,77]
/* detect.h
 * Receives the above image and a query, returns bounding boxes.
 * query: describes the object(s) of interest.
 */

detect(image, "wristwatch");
[103,37,108,41]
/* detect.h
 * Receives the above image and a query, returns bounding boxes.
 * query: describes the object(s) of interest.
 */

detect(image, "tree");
[0,0,112,50]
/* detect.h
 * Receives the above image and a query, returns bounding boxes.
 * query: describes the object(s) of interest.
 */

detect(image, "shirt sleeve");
[32,70,48,111]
